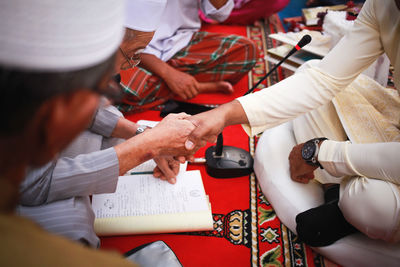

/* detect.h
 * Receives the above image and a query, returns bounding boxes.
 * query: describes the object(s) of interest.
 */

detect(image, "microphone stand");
[205,35,312,178]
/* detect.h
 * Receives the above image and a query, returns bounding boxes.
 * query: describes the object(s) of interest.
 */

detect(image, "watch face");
[136,125,147,135]
[301,141,315,160]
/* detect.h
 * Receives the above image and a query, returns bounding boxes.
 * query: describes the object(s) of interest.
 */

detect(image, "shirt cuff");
[46,147,120,202]
[90,106,122,137]
[91,147,120,194]
[143,45,163,59]
[318,140,363,177]
[237,96,268,136]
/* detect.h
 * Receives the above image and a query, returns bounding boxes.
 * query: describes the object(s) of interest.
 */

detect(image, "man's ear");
[29,90,99,165]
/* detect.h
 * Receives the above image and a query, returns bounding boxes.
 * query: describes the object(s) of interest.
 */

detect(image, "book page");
[126,159,187,175]
[92,170,208,218]
[92,170,213,235]
[269,33,330,57]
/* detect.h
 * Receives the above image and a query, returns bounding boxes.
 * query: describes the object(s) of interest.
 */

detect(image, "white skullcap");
[124,0,167,32]
[0,0,125,71]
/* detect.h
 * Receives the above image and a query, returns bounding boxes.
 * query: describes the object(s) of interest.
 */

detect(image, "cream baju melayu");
[237,0,400,242]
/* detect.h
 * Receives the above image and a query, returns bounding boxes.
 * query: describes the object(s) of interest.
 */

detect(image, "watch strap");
[135,125,149,135]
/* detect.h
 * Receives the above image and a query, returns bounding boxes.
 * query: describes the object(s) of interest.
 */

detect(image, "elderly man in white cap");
[14,0,199,249]
[0,0,194,264]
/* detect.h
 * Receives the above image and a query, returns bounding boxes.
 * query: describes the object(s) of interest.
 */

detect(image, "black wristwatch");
[135,125,149,135]
[301,137,328,169]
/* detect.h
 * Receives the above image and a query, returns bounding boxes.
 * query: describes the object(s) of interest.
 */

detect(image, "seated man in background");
[0,0,159,265]
[15,0,198,249]
[200,0,290,25]
[185,0,400,246]
[117,0,258,114]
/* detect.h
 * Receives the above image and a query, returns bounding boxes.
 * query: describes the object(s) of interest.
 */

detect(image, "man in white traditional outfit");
[11,0,198,249]
[185,0,400,246]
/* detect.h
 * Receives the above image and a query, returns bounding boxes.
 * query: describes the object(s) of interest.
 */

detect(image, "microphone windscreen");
[297,34,312,48]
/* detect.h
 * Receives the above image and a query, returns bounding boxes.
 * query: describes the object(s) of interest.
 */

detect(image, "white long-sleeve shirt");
[143,0,234,61]
[238,0,400,184]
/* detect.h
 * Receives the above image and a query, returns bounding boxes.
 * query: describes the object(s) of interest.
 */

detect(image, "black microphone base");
[205,145,253,178]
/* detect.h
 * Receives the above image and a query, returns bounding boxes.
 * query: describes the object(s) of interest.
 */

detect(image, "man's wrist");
[301,137,328,169]
[221,100,247,127]
[135,125,150,135]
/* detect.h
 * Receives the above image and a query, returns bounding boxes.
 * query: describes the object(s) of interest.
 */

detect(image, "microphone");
[245,34,312,95]
[206,34,312,178]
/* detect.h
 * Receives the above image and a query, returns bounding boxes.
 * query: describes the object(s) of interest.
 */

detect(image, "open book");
[266,44,322,72]
[92,161,213,236]
[302,4,347,26]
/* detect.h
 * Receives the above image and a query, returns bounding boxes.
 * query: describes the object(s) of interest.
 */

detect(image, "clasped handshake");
[115,101,318,185]
[120,109,225,184]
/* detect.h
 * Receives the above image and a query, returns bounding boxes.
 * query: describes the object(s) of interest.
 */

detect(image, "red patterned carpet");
[100,15,341,267]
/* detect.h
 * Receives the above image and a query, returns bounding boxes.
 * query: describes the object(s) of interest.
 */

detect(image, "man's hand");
[288,143,318,183]
[115,113,198,176]
[163,68,200,100]
[153,156,180,184]
[185,100,248,151]
[150,112,199,157]
[185,109,226,151]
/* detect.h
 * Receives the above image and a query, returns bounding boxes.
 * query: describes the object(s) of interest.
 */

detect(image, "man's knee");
[234,36,258,67]
[339,177,400,242]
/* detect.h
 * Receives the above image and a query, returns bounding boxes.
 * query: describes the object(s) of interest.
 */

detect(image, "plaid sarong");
[117,31,258,114]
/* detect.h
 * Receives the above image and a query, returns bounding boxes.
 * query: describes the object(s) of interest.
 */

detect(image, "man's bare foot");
[198,81,233,94]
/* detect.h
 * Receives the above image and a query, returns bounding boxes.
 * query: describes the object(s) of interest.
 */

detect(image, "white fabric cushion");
[254,122,400,267]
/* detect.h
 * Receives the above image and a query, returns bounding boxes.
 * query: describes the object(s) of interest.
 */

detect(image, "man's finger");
[155,158,176,181]
[153,168,161,178]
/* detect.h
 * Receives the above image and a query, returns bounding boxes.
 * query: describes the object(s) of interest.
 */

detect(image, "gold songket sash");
[333,74,400,144]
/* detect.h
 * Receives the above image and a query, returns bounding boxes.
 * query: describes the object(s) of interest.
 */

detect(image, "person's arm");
[90,104,123,138]
[90,104,182,183]
[187,0,383,146]
[139,53,200,100]
[90,103,146,140]
[236,0,382,136]
[319,141,400,185]
[19,114,196,205]
[110,117,139,139]
[19,147,120,206]
[115,113,196,175]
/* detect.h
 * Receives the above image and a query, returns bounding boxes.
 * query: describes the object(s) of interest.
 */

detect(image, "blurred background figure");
[200,0,290,25]
[117,0,258,114]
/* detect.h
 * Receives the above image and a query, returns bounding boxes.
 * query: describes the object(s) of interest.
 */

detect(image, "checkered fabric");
[117,31,258,113]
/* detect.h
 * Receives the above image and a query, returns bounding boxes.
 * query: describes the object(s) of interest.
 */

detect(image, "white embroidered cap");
[124,0,167,32]
[0,0,125,71]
